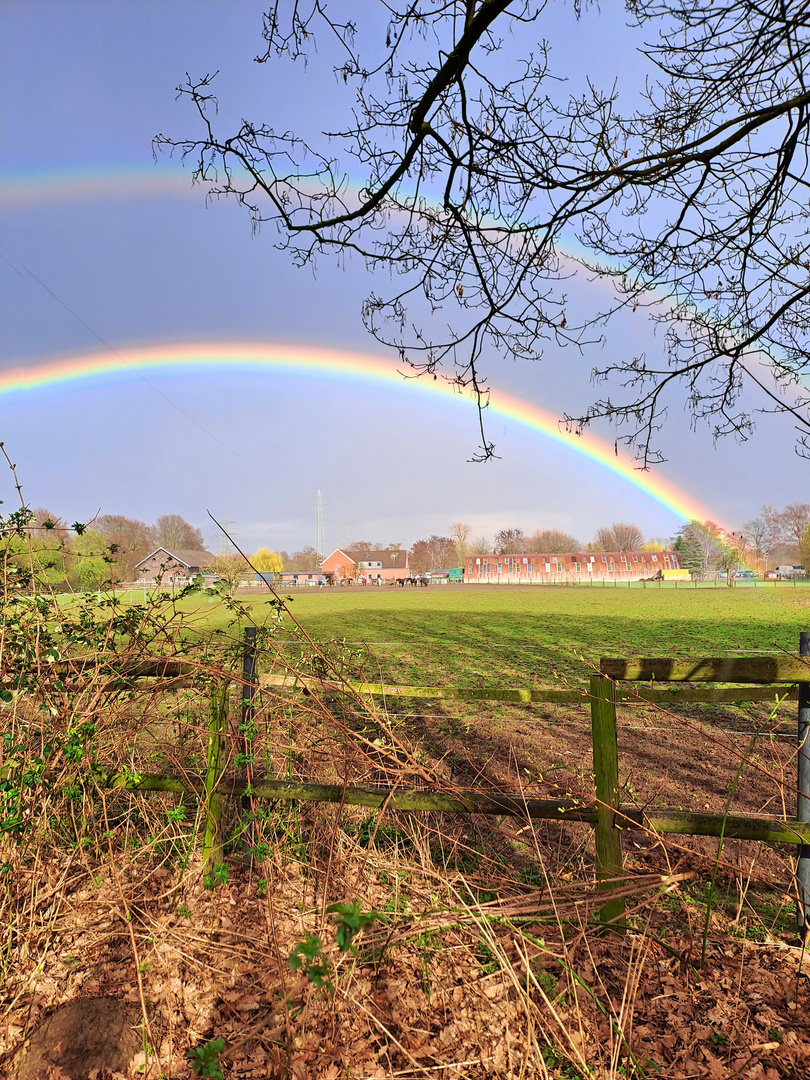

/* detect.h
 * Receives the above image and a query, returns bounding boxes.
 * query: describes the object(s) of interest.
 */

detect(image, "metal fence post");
[241,627,258,868]
[590,675,625,925]
[797,632,810,937]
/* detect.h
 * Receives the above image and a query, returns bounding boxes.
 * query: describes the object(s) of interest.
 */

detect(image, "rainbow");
[0,165,196,209]
[0,165,609,264]
[0,341,719,526]
[0,165,708,313]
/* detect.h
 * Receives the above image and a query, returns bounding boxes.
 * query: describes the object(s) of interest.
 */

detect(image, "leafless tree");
[594,522,644,551]
[528,528,581,553]
[470,535,491,556]
[410,535,457,572]
[760,506,787,548]
[27,508,72,589]
[94,515,153,582]
[741,510,781,569]
[30,508,71,543]
[494,527,526,554]
[285,545,321,571]
[741,517,771,570]
[150,514,205,551]
[450,521,472,559]
[156,0,810,463]
[780,503,810,551]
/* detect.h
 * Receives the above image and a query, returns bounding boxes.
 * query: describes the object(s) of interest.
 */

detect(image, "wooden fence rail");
[598,651,810,933]
[87,769,810,846]
[260,673,800,705]
[35,639,810,930]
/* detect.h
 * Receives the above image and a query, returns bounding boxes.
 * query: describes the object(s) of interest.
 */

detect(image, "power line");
[0,243,263,473]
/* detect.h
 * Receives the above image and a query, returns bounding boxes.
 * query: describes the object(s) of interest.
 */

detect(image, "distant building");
[464,550,681,583]
[275,571,328,586]
[772,564,806,579]
[133,547,214,584]
[321,547,410,583]
[430,567,464,583]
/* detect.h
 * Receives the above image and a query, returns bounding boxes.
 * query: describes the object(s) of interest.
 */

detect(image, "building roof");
[134,547,215,569]
[343,548,409,569]
[323,548,409,570]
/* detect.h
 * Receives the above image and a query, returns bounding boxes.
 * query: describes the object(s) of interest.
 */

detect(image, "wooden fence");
[77,630,810,931]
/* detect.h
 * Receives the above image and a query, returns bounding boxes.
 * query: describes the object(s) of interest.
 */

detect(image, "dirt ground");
[3,695,810,1079]
[406,694,798,866]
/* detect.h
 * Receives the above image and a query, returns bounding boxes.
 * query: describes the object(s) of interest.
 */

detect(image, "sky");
[1,1,806,556]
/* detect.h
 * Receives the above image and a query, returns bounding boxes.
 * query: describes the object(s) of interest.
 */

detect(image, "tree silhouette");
[157,0,810,463]
[494,527,526,554]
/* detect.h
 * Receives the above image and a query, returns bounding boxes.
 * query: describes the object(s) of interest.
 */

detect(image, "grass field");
[184,581,810,689]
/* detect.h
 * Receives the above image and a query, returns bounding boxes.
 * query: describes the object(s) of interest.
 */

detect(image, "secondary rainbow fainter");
[0,341,719,526]
[0,164,708,312]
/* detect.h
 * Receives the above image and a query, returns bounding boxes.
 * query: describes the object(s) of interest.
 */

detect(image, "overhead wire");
[0,242,263,473]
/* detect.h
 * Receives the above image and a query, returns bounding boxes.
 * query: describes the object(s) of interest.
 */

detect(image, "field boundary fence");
[63,628,810,933]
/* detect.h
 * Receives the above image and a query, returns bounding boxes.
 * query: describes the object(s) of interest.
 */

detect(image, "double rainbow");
[0,341,717,526]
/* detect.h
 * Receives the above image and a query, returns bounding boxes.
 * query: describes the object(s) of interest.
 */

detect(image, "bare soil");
[10,997,142,1080]
[2,697,808,1079]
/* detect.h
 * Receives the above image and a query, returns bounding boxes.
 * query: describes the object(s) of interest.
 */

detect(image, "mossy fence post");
[590,674,625,925]
[202,682,229,877]
[240,627,258,869]
[798,631,810,937]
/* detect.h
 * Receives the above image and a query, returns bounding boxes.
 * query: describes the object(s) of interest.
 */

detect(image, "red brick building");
[321,547,410,584]
[465,550,681,583]
[133,548,214,584]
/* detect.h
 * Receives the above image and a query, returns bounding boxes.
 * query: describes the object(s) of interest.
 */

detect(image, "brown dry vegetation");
[2,582,810,1079]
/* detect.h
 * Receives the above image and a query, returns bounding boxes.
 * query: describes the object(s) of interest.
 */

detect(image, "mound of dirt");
[9,997,142,1080]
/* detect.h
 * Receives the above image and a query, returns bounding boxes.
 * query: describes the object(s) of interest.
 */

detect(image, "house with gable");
[321,547,409,584]
[133,547,215,585]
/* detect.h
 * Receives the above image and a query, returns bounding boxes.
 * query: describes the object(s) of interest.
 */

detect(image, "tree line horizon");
[16,502,810,589]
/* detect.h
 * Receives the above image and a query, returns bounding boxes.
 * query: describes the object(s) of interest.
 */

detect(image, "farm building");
[464,550,681,584]
[771,564,806,579]
[430,567,464,583]
[275,571,329,586]
[133,548,214,585]
[321,547,410,584]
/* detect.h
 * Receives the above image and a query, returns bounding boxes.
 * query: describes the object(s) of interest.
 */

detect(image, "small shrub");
[187,1036,225,1079]
[288,934,332,991]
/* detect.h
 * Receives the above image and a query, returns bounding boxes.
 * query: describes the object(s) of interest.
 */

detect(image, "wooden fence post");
[797,631,810,937]
[203,682,229,877]
[590,674,625,924]
[241,627,258,869]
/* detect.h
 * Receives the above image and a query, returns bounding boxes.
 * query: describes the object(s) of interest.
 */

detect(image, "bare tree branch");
[155,0,810,464]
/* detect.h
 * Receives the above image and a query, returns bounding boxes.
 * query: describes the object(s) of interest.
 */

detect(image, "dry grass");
[2,569,810,1078]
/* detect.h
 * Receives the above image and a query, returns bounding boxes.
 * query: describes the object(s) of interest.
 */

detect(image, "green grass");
[181,582,810,687]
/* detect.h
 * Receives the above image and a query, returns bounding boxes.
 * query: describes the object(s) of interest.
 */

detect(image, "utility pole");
[218,519,236,553]
[316,490,324,566]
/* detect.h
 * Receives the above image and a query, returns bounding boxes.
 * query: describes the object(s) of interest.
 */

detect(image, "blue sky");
[1,1,805,555]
